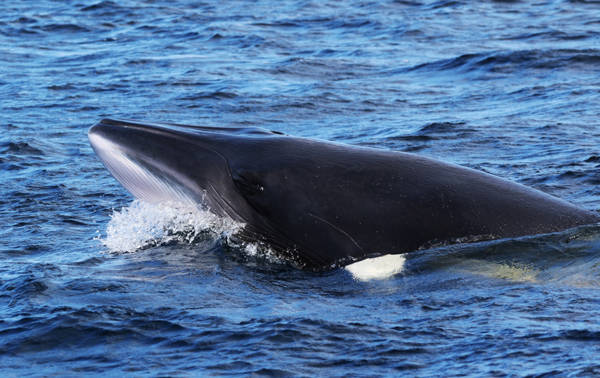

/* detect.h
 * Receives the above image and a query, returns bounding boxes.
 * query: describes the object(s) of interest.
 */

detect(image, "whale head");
[88,118,367,269]
[89,118,277,221]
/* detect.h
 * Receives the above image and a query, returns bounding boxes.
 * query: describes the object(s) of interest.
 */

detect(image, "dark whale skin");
[89,119,600,270]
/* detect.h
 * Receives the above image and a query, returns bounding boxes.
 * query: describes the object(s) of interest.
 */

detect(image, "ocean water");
[2,0,600,375]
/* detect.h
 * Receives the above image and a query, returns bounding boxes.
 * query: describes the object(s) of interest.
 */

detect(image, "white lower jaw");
[89,132,198,207]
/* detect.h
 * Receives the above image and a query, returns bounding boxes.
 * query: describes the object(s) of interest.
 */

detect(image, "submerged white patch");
[89,132,197,206]
[346,254,406,281]
[448,259,539,283]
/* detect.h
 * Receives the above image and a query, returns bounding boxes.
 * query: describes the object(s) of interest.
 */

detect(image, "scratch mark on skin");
[308,212,364,254]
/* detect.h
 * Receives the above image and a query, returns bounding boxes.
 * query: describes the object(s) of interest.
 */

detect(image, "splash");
[99,200,286,265]
[100,200,243,253]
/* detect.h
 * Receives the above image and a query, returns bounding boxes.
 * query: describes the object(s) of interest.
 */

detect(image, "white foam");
[101,200,243,253]
[99,200,287,265]
[345,254,406,281]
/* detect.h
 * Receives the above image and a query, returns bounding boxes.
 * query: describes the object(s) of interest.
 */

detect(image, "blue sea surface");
[2,0,600,375]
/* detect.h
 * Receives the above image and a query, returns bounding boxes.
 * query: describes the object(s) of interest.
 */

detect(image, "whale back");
[225,136,599,268]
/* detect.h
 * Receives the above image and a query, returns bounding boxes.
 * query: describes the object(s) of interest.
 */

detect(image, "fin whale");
[88,118,599,270]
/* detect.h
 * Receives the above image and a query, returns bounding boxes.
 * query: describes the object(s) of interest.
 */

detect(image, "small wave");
[408,49,600,74]
[393,0,424,5]
[502,30,595,41]
[207,34,271,49]
[523,329,600,342]
[38,23,91,33]
[387,121,473,142]
[324,18,381,30]
[0,307,180,355]
[418,121,466,134]
[80,1,120,12]
[267,57,374,80]
[1,141,44,156]
[252,20,300,28]
[47,84,75,91]
[425,0,461,9]
[1,274,49,307]
[178,90,238,101]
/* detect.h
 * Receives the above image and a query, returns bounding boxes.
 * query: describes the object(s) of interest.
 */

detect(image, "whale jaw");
[89,130,199,207]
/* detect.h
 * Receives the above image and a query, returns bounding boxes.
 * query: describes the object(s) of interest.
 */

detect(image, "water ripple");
[1,0,600,375]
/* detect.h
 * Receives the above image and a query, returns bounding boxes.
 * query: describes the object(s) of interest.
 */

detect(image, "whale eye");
[231,170,271,216]
[232,171,264,197]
